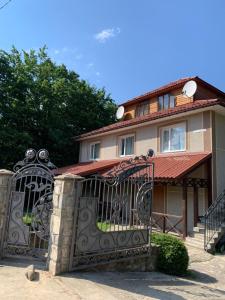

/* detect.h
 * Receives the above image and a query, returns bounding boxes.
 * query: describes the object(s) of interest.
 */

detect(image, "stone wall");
[0,170,14,258]
[48,173,83,275]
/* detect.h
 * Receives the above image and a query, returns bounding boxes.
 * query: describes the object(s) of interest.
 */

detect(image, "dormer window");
[136,101,149,117]
[158,94,175,111]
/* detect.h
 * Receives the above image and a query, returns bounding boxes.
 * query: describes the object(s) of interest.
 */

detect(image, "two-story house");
[57,76,225,250]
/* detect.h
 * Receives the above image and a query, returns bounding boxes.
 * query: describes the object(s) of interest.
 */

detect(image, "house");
[57,76,225,250]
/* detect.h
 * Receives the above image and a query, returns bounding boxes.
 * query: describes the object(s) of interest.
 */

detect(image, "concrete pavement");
[0,247,224,300]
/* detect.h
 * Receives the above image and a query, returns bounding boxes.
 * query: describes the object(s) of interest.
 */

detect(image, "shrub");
[151,232,189,275]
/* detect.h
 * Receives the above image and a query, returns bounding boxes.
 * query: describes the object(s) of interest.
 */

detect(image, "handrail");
[151,212,183,238]
[204,190,225,250]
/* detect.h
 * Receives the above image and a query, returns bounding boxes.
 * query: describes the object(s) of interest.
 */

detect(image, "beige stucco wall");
[79,111,211,162]
[213,112,225,196]
[188,163,208,179]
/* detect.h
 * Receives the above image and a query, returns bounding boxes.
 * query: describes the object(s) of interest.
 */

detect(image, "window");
[119,135,134,156]
[160,123,186,152]
[158,94,175,111]
[90,142,100,160]
[136,101,149,117]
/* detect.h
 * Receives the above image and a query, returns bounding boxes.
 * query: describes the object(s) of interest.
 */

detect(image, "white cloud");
[94,27,121,43]
[87,62,94,68]
[54,49,60,55]
[96,71,100,76]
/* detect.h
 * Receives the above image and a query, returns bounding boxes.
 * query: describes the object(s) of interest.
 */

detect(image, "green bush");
[151,232,189,275]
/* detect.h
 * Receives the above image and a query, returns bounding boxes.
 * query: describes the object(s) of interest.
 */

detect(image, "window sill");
[160,149,186,154]
[89,158,100,161]
[119,154,134,158]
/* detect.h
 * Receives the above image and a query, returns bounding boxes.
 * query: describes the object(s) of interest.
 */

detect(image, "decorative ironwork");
[72,155,154,270]
[204,190,225,251]
[72,245,151,270]
[13,148,56,172]
[5,149,55,260]
[154,178,209,188]
[104,155,153,185]
[75,197,148,255]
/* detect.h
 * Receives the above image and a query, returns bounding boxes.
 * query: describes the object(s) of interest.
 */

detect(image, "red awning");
[55,152,211,180]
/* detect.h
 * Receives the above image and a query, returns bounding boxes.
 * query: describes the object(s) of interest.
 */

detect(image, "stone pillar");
[0,169,14,258]
[48,173,83,275]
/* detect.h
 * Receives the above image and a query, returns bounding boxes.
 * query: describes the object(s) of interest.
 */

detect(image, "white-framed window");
[119,134,135,156]
[90,142,100,160]
[160,123,186,152]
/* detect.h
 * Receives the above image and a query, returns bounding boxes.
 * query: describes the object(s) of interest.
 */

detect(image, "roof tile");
[55,152,211,180]
[77,99,224,140]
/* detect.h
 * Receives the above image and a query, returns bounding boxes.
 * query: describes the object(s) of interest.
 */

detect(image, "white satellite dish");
[182,80,197,97]
[116,106,125,120]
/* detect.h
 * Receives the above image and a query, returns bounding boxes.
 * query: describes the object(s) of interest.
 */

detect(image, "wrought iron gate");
[4,149,56,260]
[71,155,154,270]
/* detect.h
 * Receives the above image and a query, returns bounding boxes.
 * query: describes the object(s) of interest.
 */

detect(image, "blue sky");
[1,0,225,104]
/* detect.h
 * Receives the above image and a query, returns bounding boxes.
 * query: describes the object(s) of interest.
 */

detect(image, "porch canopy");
[55,152,211,184]
[56,152,212,238]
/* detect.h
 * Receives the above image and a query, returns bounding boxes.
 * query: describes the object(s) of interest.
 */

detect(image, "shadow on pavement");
[61,269,225,300]
[185,269,217,284]
[61,271,193,300]
[0,257,46,271]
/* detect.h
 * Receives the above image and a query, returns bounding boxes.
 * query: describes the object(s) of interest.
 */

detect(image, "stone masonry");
[48,173,83,275]
[0,169,14,258]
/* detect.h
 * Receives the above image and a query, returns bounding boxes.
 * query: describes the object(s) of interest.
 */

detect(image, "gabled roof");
[55,152,211,180]
[77,98,225,140]
[122,76,225,107]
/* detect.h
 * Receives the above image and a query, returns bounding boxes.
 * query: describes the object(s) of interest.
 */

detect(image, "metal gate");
[4,149,56,260]
[71,155,154,270]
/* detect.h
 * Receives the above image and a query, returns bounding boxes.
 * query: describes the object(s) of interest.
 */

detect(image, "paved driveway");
[0,247,225,300]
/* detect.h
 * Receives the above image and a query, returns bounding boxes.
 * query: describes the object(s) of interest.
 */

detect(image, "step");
[197,223,205,229]
[191,233,204,241]
[193,227,205,234]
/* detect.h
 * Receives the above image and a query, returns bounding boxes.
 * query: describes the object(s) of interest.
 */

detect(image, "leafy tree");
[0,47,117,169]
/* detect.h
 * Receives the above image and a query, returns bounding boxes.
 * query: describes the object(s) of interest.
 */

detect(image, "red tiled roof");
[55,159,121,177]
[55,152,211,180]
[122,76,225,107]
[122,77,194,107]
[77,99,225,140]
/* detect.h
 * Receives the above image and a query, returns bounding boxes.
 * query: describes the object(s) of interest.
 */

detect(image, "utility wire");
[0,0,12,10]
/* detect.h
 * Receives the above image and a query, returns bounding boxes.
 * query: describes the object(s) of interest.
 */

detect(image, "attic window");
[136,101,149,117]
[158,94,175,111]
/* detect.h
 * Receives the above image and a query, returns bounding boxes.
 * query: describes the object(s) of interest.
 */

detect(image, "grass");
[23,213,33,225]
[97,222,110,232]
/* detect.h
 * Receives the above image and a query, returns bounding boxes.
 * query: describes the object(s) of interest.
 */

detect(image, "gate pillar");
[0,169,14,258]
[48,173,83,275]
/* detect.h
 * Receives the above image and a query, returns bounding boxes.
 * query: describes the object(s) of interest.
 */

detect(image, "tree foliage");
[0,47,117,169]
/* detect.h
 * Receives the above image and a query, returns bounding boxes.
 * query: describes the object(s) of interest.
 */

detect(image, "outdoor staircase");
[185,223,205,250]
[186,190,225,254]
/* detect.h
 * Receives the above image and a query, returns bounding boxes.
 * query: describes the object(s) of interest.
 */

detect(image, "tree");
[0,47,117,169]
